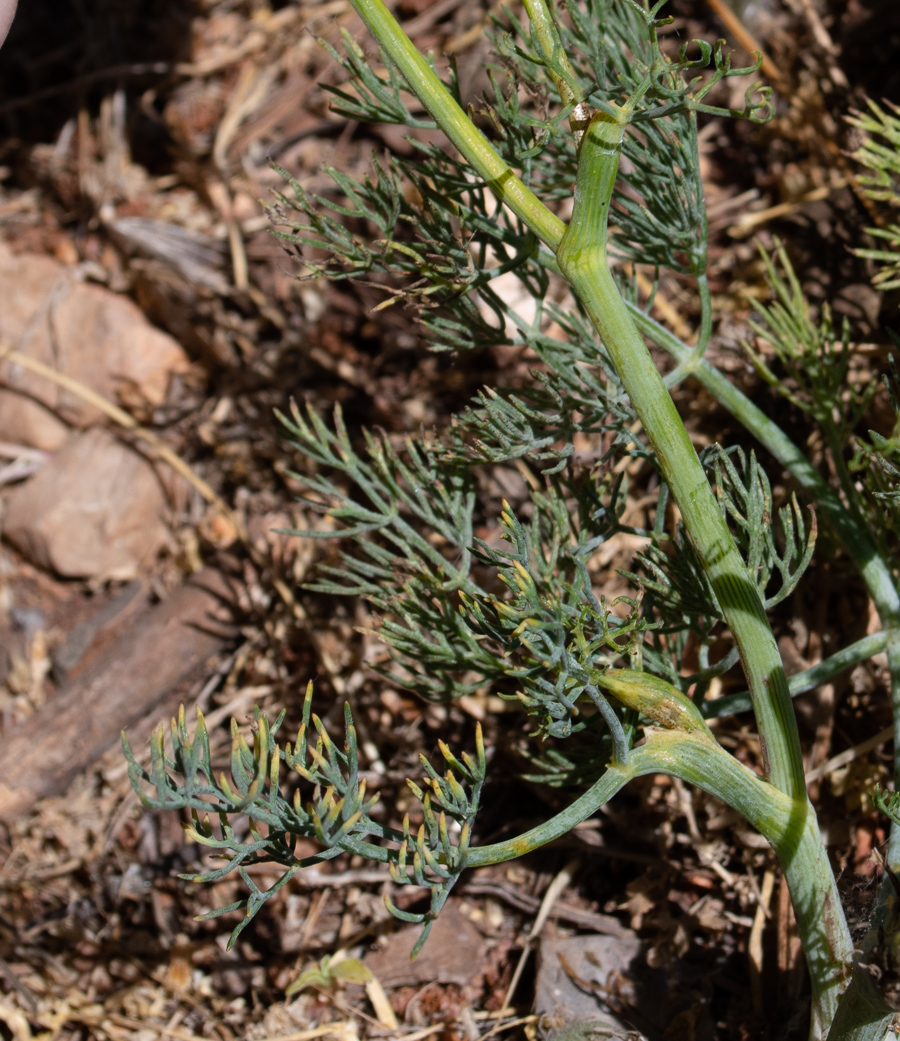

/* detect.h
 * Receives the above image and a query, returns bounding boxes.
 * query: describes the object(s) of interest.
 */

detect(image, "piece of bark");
[0,568,236,822]
[51,578,145,683]
[108,217,229,294]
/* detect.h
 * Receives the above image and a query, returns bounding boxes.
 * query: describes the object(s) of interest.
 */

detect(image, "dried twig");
[805,726,894,785]
[461,878,629,936]
[501,857,581,1014]
[728,182,846,238]
[706,0,786,92]
[749,867,776,1017]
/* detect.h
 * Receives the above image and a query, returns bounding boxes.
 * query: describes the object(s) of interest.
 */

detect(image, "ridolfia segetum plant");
[124,2,900,1038]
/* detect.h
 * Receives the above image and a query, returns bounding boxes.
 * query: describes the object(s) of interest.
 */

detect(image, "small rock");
[0,390,70,451]
[536,933,644,1038]
[364,903,486,989]
[3,428,168,579]
[536,932,715,1041]
[0,240,189,447]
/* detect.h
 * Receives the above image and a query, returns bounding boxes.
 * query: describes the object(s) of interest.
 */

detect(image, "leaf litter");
[0,1,896,1039]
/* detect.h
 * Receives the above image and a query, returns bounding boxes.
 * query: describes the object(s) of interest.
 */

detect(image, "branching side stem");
[347,0,566,250]
[707,630,890,718]
[520,0,592,143]
[467,728,797,868]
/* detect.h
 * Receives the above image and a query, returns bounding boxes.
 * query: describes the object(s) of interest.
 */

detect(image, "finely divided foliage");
[124,685,485,954]
[128,2,900,1036]
[849,100,900,292]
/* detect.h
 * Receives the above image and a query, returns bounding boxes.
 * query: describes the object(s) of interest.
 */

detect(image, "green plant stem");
[633,303,900,811]
[521,0,572,103]
[556,112,803,799]
[634,305,900,1032]
[468,729,796,866]
[825,970,895,1041]
[706,630,889,719]
[695,271,713,355]
[554,111,850,1037]
[346,0,566,250]
[281,732,788,872]
[630,305,900,627]
[824,871,900,1041]
[520,0,590,142]
[470,726,845,1035]
[281,725,839,1031]
[335,5,857,1031]
[661,274,713,387]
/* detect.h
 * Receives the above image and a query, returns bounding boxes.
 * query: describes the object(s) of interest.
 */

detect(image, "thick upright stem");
[634,306,900,1038]
[825,970,895,1041]
[555,111,852,1037]
[637,307,900,794]
[631,308,900,627]
[556,113,803,799]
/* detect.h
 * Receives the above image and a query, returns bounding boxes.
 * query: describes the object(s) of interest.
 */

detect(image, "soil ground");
[0,1,898,1039]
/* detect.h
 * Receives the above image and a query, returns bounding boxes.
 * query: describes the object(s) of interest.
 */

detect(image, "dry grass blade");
[749,868,776,1017]
[500,857,581,1015]
[805,726,894,785]
[632,267,694,341]
[706,0,786,92]
[727,182,846,238]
